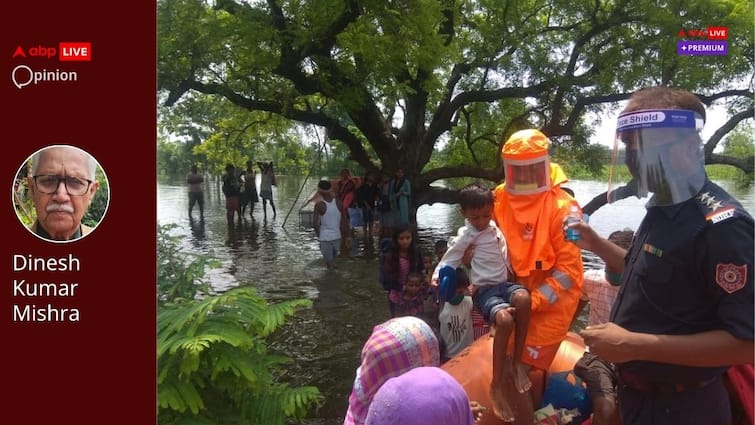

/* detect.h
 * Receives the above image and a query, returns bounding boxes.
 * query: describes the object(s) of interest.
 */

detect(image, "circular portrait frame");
[13,144,110,243]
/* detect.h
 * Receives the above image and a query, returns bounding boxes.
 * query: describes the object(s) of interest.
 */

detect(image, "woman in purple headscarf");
[365,367,476,425]
[343,316,441,425]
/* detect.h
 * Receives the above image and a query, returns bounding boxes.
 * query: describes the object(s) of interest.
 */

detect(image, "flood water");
[157,175,754,425]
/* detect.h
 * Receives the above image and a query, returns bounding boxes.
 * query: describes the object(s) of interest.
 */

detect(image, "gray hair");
[30,145,97,180]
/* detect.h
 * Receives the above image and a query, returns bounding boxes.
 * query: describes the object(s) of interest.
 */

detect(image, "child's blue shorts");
[473,282,527,323]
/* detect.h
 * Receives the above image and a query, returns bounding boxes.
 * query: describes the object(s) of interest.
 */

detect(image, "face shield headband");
[504,155,550,195]
[609,109,706,207]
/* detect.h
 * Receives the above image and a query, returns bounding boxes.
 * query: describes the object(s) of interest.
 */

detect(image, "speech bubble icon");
[12,64,33,89]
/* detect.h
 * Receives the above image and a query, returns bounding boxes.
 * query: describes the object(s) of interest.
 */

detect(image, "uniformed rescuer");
[571,86,754,425]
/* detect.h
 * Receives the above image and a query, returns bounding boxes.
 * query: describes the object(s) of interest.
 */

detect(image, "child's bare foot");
[489,383,514,422]
[513,361,532,393]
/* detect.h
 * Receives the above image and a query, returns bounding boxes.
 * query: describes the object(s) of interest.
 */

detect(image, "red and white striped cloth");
[471,307,490,340]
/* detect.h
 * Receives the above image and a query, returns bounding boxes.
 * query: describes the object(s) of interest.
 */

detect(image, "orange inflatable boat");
[442,331,588,425]
[443,332,753,425]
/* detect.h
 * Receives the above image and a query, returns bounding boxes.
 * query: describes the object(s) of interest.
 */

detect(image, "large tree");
[158,0,753,217]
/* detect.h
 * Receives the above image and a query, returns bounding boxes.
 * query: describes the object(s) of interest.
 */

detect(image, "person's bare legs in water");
[262,196,276,219]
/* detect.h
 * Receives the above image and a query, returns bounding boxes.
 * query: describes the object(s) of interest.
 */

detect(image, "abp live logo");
[59,42,91,61]
[678,27,728,40]
[11,42,91,61]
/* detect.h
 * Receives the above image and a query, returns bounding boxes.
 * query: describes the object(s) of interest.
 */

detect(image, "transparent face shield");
[504,156,550,195]
[609,109,706,207]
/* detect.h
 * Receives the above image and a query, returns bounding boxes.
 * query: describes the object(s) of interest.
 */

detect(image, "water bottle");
[565,204,582,241]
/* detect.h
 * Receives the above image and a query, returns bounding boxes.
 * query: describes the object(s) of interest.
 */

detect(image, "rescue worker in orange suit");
[574,87,754,425]
[482,129,585,424]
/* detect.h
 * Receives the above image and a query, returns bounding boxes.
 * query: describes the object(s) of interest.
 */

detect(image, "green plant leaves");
[157,225,322,424]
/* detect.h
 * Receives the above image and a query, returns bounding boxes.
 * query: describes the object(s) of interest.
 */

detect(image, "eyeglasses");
[33,175,92,196]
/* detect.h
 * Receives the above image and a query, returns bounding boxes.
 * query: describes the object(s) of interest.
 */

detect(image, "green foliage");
[706,164,740,181]
[157,225,322,425]
[158,0,754,212]
[157,225,217,302]
[158,136,201,178]
[713,124,755,187]
[13,185,34,227]
[159,91,326,178]
[83,167,109,227]
[552,143,612,180]
[723,124,755,158]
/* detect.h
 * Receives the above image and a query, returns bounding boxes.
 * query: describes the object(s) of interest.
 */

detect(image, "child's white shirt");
[439,296,474,358]
[432,220,510,287]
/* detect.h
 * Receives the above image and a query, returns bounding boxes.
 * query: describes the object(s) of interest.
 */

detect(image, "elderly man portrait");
[25,145,101,242]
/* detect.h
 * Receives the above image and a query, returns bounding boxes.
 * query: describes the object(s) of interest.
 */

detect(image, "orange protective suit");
[493,129,584,370]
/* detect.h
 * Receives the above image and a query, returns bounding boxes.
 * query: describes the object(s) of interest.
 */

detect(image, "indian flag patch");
[707,207,735,224]
[715,263,747,294]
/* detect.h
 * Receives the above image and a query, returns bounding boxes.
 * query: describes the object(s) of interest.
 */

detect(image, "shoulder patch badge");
[706,207,735,224]
[715,263,747,293]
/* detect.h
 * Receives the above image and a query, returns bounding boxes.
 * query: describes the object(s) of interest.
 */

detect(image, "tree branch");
[415,186,460,206]
[704,107,754,157]
[708,153,755,174]
[697,90,754,106]
[415,163,504,189]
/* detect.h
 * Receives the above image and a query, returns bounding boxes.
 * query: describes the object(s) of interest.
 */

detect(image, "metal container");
[299,209,314,229]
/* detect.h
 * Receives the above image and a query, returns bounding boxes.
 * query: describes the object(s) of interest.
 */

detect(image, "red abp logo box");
[59,42,91,61]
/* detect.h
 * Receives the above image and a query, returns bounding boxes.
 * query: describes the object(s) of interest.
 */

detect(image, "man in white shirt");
[313,180,346,269]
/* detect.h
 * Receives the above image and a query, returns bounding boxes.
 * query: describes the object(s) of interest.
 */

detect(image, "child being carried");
[432,182,532,422]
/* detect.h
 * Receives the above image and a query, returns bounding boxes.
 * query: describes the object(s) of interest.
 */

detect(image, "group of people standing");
[311,167,414,268]
[342,86,753,425]
[187,160,278,224]
[339,167,413,238]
